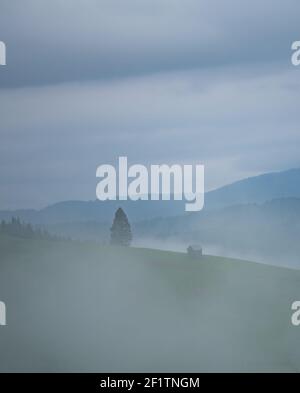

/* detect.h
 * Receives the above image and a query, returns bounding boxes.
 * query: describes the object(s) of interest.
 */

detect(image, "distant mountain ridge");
[1,167,300,224]
[0,199,186,224]
[206,167,300,209]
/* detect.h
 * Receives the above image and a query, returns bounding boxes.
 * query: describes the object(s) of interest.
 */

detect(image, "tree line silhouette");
[0,217,65,241]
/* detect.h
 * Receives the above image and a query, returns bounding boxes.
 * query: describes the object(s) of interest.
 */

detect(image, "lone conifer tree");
[110,208,132,246]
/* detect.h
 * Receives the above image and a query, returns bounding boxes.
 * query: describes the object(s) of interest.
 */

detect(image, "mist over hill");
[135,198,300,268]
[0,234,299,372]
[1,168,300,267]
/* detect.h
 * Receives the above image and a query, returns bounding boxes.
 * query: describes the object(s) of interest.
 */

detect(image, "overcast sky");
[0,0,300,209]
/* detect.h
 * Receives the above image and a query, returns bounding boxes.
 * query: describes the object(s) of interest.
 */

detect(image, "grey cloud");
[1,1,300,209]
[1,64,300,208]
[0,0,299,87]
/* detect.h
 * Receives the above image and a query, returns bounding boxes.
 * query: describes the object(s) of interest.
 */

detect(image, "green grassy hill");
[0,233,300,372]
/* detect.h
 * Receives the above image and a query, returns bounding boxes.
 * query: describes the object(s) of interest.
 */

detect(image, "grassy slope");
[0,233,300,372]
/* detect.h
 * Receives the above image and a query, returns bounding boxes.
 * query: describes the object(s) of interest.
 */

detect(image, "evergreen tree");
[110,208,132,246]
